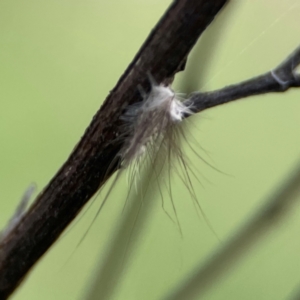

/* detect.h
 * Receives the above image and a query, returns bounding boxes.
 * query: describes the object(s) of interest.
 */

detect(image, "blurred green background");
[1,0,300,299]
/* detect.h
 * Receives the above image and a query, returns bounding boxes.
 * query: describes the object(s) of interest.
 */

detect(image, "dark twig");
[165,161,300,300]
[0,0,228,298]
[185,45,300,113]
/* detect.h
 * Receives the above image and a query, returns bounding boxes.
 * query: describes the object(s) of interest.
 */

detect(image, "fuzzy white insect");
[0,183,36,241]
[120,80,193,168]
[75,77,197,244]
[111,77,208,233]
[115,78,197,214]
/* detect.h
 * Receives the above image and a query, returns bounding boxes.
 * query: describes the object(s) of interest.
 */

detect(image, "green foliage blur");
[0,0,300,299]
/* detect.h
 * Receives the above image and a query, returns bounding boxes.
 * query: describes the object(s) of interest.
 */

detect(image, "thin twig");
[0,184,35,241]
[184,45,300,113]
[0,0,228,298]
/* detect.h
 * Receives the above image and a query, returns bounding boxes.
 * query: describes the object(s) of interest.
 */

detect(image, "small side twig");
[184,45,300,113]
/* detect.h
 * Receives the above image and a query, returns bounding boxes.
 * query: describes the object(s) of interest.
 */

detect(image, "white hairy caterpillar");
[118,79,196,225]
[86,74,222,240]
[78,77,203,240]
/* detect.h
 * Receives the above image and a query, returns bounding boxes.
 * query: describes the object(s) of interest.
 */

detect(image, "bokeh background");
[1,0,300,299]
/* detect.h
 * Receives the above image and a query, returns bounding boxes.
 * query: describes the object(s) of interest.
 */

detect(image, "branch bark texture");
[0,0,228,298]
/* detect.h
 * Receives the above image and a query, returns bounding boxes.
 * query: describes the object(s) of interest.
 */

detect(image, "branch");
[0,0,228,298]
[165,160,300,300]
[184,45,300,113]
